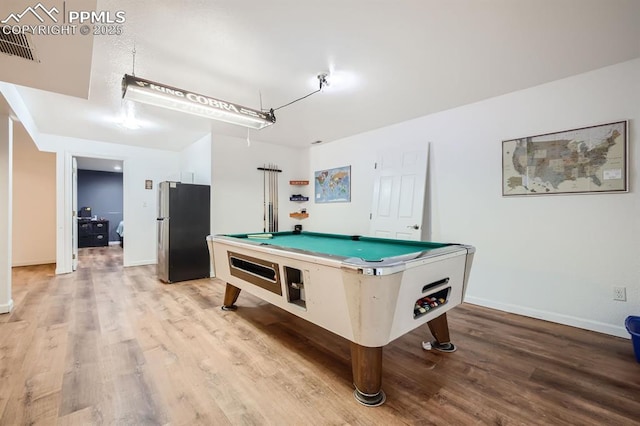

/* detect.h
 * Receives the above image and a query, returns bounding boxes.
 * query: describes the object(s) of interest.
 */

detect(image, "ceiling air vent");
[0,29,39,62]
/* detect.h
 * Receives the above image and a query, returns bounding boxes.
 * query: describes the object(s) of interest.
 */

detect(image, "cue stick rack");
[257,164,282,233]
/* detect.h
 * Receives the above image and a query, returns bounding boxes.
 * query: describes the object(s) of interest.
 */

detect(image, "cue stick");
[272,163,276,231]
[268,163,271,232]
[275,163,279,231]
[262,163,266,233]
[269,163,273,232]
[272,163,276,232]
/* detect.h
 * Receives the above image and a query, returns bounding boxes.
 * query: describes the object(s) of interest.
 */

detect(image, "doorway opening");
[73,156,124,271]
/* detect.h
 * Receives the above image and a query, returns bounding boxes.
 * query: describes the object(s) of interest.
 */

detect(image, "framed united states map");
[502,121,627,196]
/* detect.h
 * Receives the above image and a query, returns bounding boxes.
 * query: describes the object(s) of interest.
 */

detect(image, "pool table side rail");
[213,233,474,277]
[342,244,474,277]
[229,230,450,248]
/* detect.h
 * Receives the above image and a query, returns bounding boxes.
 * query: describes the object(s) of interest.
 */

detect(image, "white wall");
[0,83,40,145]
[211,135,309,235]
[0,115,13,313]
[37,134,181,271]
[12,123,56,266]
[308,137,433,236]
[180,133,212,185]
[307,58,640,338]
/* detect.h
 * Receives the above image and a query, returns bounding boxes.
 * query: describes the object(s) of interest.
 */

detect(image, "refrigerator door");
[157,181,171,282]
[167,183,210,282]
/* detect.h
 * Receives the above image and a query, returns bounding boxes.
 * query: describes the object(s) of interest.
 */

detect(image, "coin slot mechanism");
[284,266,306,309]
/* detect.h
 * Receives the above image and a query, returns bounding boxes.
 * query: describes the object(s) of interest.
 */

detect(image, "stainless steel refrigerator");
[157,181,211,283]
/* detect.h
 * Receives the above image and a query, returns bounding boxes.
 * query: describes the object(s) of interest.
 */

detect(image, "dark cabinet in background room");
[78,220,109,247]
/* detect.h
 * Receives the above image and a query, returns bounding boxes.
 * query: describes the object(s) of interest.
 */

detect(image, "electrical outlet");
[613,286,627,301]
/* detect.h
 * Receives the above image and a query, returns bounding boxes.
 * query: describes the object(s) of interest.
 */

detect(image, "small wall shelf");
[290,180,309,220]
[289,212,309,219]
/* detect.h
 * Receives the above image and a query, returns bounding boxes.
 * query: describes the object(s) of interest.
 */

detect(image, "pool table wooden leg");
[350,343,386,406]
[221,283,241,311]
[427,313,457,352]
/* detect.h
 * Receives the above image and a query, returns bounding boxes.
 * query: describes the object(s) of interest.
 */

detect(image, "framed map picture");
[502,121,627,196]
[314,166,351,203]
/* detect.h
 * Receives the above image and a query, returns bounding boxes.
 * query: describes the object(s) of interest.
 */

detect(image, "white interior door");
[72,157,78,271]
[369,148,429,241]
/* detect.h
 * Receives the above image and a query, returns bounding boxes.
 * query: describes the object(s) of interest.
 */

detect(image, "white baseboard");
[108,241,121,246]
[464,296,629,339]
[124,260,156,267]
[12,259,56,267]
[0,299,14,314]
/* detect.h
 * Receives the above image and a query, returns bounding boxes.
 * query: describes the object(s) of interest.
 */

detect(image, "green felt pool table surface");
[228,231,450,262]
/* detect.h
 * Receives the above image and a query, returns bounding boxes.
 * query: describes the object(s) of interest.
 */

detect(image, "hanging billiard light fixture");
[121,74,277,130]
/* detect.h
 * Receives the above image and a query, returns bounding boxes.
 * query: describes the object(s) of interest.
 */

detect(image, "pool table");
[207,231,475,406]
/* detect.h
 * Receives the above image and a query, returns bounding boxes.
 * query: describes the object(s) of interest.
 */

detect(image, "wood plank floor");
[1,246,639,425]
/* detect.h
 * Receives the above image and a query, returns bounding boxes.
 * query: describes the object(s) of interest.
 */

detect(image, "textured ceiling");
[0,0,95,98]
[3,0,640,151]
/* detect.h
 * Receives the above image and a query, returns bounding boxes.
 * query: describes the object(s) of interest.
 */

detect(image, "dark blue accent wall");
[78,170,123,242]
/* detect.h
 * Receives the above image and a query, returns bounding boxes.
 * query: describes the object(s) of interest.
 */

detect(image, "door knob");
[407,224,419,230]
